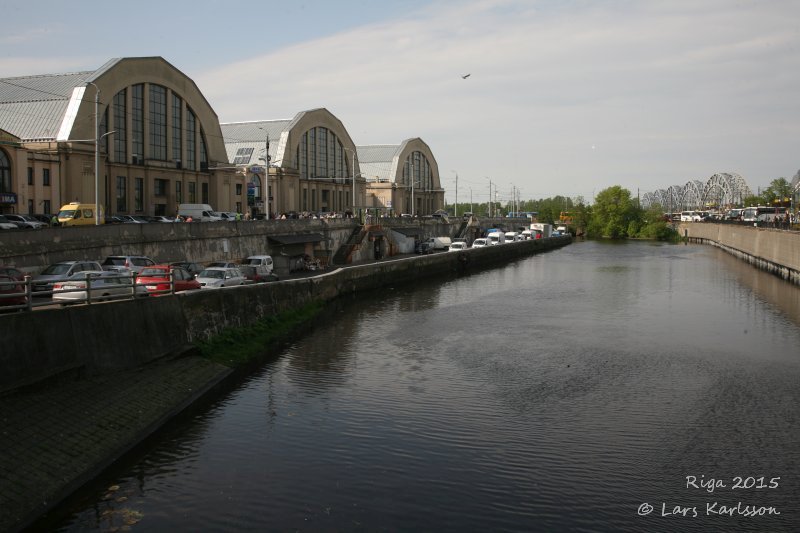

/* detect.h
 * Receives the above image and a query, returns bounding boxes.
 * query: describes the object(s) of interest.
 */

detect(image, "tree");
[587,186,639,239]
[766,177,792,205]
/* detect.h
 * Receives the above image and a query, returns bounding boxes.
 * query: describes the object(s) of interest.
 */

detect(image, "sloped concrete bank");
[679,223,800,285]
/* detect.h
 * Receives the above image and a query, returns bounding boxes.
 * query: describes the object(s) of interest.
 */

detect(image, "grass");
[195,301,325,366]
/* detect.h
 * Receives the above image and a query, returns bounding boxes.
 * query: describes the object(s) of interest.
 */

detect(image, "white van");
[487,231,506,245]
[178,204,222,222]
[241,255,274,274]
[504,231,520,242]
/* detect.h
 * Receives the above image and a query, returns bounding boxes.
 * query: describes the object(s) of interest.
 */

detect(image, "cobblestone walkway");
[0,356,230,532]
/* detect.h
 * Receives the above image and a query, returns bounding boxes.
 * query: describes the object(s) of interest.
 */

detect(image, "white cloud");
[165,0,800,199]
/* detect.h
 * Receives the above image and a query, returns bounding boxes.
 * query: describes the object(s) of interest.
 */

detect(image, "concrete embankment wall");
[1,237,569,392]
[680,223,800,284]
[0,217,524,275]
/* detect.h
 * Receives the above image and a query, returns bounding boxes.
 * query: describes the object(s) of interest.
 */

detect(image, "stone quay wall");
[0,216,522,275]
[0,236,570,393]
[679,222,800,284]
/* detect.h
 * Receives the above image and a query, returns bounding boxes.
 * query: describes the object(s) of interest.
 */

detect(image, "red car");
[135,265,200,295]
[0,266,27,309]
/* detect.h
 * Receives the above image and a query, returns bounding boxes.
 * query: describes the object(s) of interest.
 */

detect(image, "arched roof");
[0,56,227,162]
[221,108,359,174]
[357,138,440,189]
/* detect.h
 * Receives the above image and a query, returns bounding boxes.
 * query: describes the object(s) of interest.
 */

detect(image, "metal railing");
[0,270,179,313]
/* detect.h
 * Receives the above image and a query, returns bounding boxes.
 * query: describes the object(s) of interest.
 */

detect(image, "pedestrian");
[235,212,242,221]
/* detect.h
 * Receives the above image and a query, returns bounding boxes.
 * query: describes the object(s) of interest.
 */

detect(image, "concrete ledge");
[680,223,800,284]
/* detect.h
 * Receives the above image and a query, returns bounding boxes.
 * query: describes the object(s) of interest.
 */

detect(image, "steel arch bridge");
[641,172,754,210]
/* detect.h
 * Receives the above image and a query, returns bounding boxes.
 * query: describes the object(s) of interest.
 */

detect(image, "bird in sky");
[461,73,471,79]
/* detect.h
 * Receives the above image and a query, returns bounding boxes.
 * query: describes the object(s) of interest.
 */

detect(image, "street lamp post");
[256,129,271,219]
[451,170,458,217]
[85,82,101,225]
[485,177,492,218]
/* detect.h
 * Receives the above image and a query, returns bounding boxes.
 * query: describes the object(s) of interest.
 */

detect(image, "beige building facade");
[1,57,444,220]
[0,57,240,218]
[358,138,444,216]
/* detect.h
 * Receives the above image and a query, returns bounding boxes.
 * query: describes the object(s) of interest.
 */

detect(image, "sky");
[2,0,799,206]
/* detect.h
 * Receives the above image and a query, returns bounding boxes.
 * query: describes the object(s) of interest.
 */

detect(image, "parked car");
[0,267,27,310]
[101,255,156,275]
[415,240,434,254]
[207,261,239,269]
[169,261,204,276]
[0,215,20,230]
[136,265,200,295]
[3,214,46,229]
[239,264,279,283]
[118,215,150,224]
[449,241,468,251]
[218,212,241,222]
[52,270,144,305]
[196,267,246,288]
[471,238,490,248]
[148,215,177,223]
[32,260,104,296]
[32,214,55,226]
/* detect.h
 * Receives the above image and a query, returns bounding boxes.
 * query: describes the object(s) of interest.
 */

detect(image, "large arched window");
[149,84,168,160]
[296,127,347,180]
[112,85,204,169]
[0,149,10,193]
[403,151,432,189]
[113,89,127,163]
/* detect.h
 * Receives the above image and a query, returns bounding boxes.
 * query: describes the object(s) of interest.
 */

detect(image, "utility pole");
[453,171,458,217]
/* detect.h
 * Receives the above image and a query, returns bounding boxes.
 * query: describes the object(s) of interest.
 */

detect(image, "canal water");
[43,240,800,532]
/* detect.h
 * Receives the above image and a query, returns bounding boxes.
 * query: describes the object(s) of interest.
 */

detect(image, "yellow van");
[57,202,105,226]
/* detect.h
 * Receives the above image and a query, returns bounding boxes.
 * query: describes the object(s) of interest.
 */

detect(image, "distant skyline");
[2,0,798,205]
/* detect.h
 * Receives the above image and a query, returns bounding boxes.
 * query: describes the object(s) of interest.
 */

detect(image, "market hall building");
[0,56,444,219]
[220,112,444,218]
[0,57,238,218]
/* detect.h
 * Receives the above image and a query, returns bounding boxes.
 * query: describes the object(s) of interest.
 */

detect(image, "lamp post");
[451,170,458,217]
[485,177,492,218]
[257,128,271,219]
[84,82,102,225]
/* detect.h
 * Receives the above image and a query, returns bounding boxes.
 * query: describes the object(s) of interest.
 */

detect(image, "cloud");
[6,0,794,201]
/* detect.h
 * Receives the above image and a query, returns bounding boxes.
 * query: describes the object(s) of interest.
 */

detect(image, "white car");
[196,267,246,288]
[52,270,144,305]
[449,242,468,251]
[471,238,490,248]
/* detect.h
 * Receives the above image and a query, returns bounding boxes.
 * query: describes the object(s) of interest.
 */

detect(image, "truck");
[57,202,104,226]
[530,223,552,238]
[241,255,274,275]
[177,203,222,222]
[424,236,452,250]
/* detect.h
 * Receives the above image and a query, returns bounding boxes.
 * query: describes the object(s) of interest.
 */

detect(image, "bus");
[741,206,787,223]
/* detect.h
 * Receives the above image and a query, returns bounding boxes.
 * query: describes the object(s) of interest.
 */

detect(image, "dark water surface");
[44,241,800,532]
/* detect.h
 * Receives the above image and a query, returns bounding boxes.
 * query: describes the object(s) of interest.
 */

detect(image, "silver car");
[52,270,144,305]
[32,260,104,296]
[196,267,246,288]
